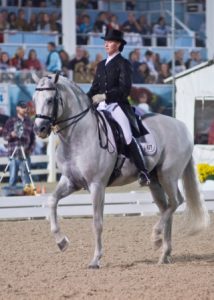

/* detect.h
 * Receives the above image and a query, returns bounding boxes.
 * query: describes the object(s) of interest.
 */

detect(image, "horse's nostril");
[40,126,47,133]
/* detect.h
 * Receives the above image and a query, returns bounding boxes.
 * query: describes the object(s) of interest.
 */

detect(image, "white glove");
[92,93,106,104]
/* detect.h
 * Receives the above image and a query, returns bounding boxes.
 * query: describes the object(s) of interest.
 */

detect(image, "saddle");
[101,108,157,186]
[102,108,156,156]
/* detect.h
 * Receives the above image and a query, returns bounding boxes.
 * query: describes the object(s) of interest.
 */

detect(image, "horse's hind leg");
[157,178,183,264]
[150,178,184,264]
[149,182,168,251]
[48,175,75,251]
[88,182,105,269]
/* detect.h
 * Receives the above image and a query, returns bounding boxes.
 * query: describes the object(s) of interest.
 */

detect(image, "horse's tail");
[182,156,210,234]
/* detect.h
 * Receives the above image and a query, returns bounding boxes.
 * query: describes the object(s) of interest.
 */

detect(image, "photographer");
[2,100,35,187]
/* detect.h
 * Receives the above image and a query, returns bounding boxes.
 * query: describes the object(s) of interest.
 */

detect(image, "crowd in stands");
[0,0,206,84]
[0,0,206,48]
[77,11,171,47]
[0,7,61,43]
[0,43,204,84]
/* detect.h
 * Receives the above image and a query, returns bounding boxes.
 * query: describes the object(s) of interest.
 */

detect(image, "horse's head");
[33,73,63,138]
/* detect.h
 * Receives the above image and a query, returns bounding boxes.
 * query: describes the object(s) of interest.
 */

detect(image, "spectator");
[185,50,203,69]
[15,9,28,31]
[37,11,45,30]
[59,49,70,76]
[108,14,120,30]
[93,11,109,33]
[1,9,8,27]
[0,52,12,70]
[86,53,103,82]
[37,12,51,31]
[168,49,186,74]
[77,14,93,45]
[157,63,171,83]
[142,50,158,80]
[0,11,7,42]
[49,12,60,32]
[138,92,151,113]
[24,49,42,71]
[27,12,38,31]
[129,50,141,83]
[73,62,90,83]
[196,21,206,47]
[153,16,171,46]
[126,0,136,10]
[137,62,156,84]
[76,0,97,9]
[121,12,141,33]
[11,47,25,70]
[68,46,89,72]
[69,48,89,82]
[46,42,61,73]
[7,12,18,30]
[0,11,8,31]
[2,100,35,187]
[137,15,151,46]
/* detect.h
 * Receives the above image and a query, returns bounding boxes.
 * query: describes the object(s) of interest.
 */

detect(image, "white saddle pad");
[139,121,157,156]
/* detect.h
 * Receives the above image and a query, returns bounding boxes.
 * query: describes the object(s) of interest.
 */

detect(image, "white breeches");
[97,102,132,145]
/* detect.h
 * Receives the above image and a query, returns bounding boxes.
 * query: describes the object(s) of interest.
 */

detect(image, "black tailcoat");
[87,53,132,107]
[87,53,141,135]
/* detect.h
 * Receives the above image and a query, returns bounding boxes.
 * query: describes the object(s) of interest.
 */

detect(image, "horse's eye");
[47,99,53,105]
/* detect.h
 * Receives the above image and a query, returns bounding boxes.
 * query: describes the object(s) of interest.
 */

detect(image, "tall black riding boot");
[128,137,150,186]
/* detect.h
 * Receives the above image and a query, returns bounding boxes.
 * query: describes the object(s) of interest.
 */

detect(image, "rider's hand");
[92,93,106,104]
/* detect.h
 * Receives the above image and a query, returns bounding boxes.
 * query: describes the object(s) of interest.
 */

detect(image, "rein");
[94,110,115,153]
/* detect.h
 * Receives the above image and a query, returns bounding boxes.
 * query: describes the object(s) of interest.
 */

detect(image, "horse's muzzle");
[34,120,52,138]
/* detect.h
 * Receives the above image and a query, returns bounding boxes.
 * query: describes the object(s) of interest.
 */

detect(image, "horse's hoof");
[152,238,162,250]
[158,255,172,265]
[57,236,69,252]
[88,264,100,269]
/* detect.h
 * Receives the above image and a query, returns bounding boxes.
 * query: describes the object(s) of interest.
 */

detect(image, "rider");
[87,28,150,185]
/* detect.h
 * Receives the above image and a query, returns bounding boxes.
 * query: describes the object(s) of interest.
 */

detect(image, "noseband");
[35,77,91,133]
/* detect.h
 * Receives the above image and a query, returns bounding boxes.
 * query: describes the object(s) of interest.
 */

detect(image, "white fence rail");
[0,191,213,221]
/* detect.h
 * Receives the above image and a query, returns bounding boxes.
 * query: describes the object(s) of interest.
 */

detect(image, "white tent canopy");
[165,60,214,137]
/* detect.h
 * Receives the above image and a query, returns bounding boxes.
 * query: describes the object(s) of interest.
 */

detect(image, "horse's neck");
[57,103,97,145]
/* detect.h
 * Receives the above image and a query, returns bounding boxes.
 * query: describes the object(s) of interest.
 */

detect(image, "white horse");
[33,73,209,267]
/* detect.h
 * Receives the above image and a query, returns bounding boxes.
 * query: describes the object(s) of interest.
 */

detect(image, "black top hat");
[101,29,127,45]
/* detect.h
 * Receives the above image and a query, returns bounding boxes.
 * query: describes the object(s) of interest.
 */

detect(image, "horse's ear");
[32,72,40,83]
[54,71,61,84]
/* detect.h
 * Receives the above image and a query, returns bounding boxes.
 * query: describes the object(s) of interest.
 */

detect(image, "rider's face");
[104,40,121,56]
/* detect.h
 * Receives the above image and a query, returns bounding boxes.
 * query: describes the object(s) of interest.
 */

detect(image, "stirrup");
[138,171,151,186]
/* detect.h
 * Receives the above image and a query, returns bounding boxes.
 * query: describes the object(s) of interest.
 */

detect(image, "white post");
[206,0,214,59]
[62,0,76,58]
[171,0,176,117]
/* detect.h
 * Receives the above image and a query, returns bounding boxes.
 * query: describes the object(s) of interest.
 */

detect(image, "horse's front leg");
[48,175,76,251]
[88,182,105,269]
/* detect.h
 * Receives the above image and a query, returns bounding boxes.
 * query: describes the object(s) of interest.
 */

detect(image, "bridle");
[35,75,92,133]
[35,86,61,126]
